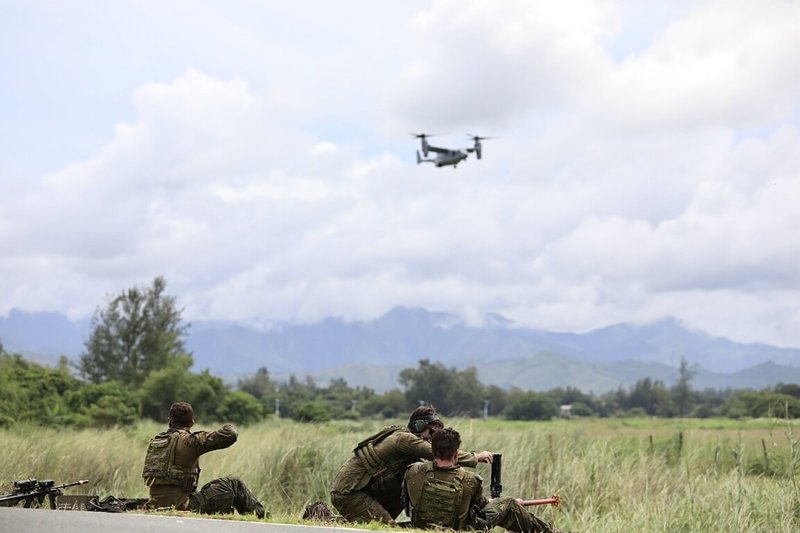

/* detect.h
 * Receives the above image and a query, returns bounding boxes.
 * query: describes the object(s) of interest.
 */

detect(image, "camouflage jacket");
[330,426,479,495]
[145,423,238,509]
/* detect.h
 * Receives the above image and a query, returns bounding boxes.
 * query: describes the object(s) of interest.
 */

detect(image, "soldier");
[330,406,493,524]
[403,427,568,533]
[142,402,265,518]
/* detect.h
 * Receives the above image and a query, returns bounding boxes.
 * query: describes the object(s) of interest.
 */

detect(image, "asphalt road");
[0,507,374,533]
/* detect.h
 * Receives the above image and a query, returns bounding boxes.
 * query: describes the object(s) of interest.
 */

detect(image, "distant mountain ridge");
[2,307,798,393]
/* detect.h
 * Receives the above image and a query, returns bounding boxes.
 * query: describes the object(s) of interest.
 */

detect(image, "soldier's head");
[169,402,195,429]
[408,406,443,438]
[431,427,461,461]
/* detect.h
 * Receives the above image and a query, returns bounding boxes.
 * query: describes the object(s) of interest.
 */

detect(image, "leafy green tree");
[78,276,191,386]
[138,357,228,422]
[774,383,800,399]
[398,359,483,415]
[483,385,508,417]
[724,390,800,418]
[504,389,558,420]
[238,367,277,400]
[627,378,674,416]
[360,389,410,418]
[217,391,265,425]
[64,381,141,427]
[399,359,451,411]
[293,400,331,422]
[276,375,320,420]
[0,352,80,426]
[672,357,697,416]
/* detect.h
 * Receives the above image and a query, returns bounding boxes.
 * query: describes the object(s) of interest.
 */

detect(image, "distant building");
[559,405,573,419]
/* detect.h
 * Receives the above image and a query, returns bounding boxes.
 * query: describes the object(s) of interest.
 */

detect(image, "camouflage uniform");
[330,426,479,524]
[403,461,560,533]
[143,423,265,518]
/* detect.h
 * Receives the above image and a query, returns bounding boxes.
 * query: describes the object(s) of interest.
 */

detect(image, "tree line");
[1,277,798,428]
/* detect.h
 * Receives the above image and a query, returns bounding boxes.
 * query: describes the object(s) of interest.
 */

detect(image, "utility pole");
[274,398,281,417]
[483,399,490,420]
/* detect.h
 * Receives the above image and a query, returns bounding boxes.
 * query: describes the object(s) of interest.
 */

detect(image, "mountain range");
[1,307,799,393]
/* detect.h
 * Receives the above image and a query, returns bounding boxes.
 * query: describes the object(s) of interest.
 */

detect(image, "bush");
[217,391,265,426]
[64,381,140,427]
[293,401,331,423]
[504,390,558,421]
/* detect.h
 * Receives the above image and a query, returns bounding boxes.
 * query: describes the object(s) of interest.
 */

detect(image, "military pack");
[353,425,404,477]
[411,463,465,529]
[142,429,198,492]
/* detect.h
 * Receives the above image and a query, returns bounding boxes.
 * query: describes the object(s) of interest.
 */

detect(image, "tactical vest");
[353,425,404,477]
[142,429,200,492]
[411,463,466,529]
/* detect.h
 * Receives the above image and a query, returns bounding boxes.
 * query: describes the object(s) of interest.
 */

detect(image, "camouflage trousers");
[478,496,557,533]
[188,475,265,518]
[330,475,404,524]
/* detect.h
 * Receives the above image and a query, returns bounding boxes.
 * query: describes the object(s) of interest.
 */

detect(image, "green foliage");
[78,276,191,386]
[360,388,409,417]
[217,391,265,426]
[624,378,675,416]
[504,389,559,420]
[238,367,276,400]
[672,356,698,416]
[724,390,800,418]
[139,359,227,422]
[64,381,141,427]
[0,352,80,426]
[398,359,484,416]
[293,401,331,423]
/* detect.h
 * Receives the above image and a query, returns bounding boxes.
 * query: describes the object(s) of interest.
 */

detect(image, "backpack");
[412,464,465,529]
[353,426,404,476]
[142,429,198,491]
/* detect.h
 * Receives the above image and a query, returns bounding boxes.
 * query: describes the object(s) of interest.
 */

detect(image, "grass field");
[1,416,799,532]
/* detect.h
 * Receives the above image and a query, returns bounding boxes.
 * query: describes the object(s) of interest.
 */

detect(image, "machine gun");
[0,479,89,509]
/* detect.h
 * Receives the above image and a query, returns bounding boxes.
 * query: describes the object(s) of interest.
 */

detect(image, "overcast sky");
[2,0,799,348]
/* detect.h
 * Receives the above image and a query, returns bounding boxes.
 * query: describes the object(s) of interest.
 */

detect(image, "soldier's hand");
[476,451,494,463]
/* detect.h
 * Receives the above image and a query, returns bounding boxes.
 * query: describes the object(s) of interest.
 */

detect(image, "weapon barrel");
[518,494,560,507]
[490,453,502,498]
[55,480,90,490]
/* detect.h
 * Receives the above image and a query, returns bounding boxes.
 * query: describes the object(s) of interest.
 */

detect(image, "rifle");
[0,479,89,509]
[490,453,502,498]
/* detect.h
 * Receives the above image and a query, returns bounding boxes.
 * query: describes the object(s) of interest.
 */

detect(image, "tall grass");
[1,417,798,532]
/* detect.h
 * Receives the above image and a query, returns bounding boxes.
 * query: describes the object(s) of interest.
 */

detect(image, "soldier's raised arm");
[187,422,238,454]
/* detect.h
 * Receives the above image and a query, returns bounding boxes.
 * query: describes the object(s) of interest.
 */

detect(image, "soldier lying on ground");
[142,401,265,518]
[330,406,493,524]
[403,427,572,533]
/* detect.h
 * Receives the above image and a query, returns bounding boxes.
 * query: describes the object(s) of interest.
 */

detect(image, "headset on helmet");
[408,413,441,434]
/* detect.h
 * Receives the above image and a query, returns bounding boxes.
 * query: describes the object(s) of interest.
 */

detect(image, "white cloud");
[1,1,800,349]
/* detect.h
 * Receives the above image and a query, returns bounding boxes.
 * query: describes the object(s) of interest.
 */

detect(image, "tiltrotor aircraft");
[412,133,491,168]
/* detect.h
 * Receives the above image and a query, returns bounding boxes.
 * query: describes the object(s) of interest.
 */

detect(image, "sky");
[2,0,800,348]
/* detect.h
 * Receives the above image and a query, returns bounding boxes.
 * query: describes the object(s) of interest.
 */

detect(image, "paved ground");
[0,506,374,533]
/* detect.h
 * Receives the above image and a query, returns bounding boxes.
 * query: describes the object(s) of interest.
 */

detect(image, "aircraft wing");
[424,143,450,154]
